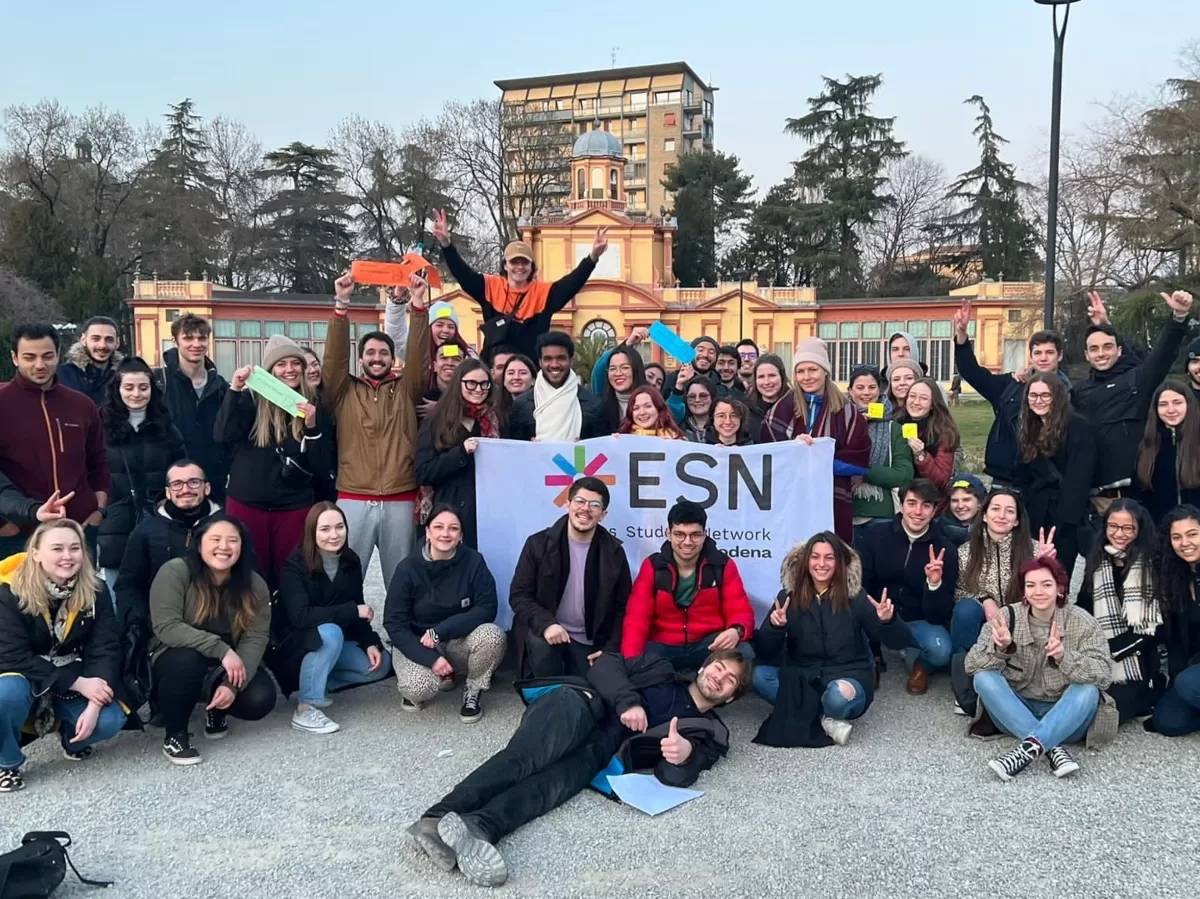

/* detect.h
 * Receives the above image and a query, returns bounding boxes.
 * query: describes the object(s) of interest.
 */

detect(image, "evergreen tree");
[942,95,1039,282]
[0,199,77,295]
[785,74,906,297]
[255,142,354,294]
[661,151,753,286]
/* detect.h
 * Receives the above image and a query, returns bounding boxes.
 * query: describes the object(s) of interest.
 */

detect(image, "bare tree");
[861,154,949,291]
[207,116,267,289]
[0,266,64,377]
[331,115,405,260]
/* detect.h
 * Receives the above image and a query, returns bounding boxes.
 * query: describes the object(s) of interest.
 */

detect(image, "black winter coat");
[0,581,121,696]
[268,548,384,696]
[414,417,482,549]
[507,384,612,442]
[1013,412,1097,531]
[97,419,186,568]
[384,546,498,668]
[859,516,959,627]
[57,344,121,406]
[214,389,335,511]
[1071,317,1186,488]
[1131,422,1200,527]
[509,516,633,674]
[154,350,231,501]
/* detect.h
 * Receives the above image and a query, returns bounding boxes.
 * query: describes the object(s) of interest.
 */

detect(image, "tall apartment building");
[494,61,715,222]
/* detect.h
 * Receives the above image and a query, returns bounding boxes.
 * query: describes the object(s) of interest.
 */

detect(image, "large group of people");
[1,223,1198,887]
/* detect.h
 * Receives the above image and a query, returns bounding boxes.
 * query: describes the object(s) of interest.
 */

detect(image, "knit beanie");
[1188,337,1200,361]
[793,337,832,376]
[429,301,460,329]
[691,336,719,352]
[261,334,306,373]
[887,359,924,383]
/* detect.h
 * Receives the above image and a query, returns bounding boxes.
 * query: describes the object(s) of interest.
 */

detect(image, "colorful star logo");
[544,445,617,506]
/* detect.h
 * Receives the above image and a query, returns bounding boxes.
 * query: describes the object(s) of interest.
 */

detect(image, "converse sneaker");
[205,710,229,741]
[162,733,202,766]
[1046,745,1080,778]
[311,697,333,709]
[400,697,423,713]
[437,812,508,887]
[459,686,483,724]
[988,738,1043,781]
[292,706,341,735]
[820,716,853,746]
[406,817,456,872]
[953,701,968,716]
[0,768,24,792]
[62,745,94,762]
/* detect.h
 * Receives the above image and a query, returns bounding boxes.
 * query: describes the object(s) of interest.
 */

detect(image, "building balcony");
[567,197,627,213]
[624,162,648,185]
[682,117,703,134]
[683,95,702,111]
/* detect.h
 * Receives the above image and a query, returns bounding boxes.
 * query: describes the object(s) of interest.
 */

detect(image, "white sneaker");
[821,716,853,746]
[953,701,967,716]
[292,706,340,735]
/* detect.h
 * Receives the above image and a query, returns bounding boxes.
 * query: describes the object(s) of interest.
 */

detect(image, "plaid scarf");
[1090,547,1161,683]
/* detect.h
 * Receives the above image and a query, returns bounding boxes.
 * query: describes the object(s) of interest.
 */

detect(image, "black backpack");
[0,832,111,898]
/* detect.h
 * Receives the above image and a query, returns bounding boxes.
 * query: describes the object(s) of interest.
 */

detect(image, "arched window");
[609,168,619,199]
[581,319,618,348]
[577,168,586,200]
[590,165,604,198]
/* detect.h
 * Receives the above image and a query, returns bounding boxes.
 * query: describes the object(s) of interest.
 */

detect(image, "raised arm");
[323,274,356,405]
[546,227,606,314]
[1136,290,1193,399]
[433,209,488,305]
[384,291,410,364]
[952,301,1013,407]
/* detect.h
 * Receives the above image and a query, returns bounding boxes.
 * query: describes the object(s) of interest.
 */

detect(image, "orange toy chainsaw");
[350,254,443,288]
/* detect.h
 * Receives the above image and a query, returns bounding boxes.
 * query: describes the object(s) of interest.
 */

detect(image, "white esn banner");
[474,435,835,629]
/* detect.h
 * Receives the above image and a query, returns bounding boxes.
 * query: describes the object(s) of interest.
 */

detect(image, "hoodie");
[154,348,231,501]
[57,342,124,406]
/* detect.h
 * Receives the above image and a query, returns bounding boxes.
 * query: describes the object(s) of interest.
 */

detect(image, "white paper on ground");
[607,773,704,816]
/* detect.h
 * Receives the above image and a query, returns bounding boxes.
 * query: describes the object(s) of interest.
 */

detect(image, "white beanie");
[262,334,306,373]
[793,337,832,376]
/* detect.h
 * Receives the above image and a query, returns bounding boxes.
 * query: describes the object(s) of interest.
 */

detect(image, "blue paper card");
[648,322,696,365]
[607,773,704,816]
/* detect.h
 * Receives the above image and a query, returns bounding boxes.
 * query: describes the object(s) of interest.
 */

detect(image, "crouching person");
[0,521,127,792]
[407,648,751,888]
[385,505,505,723]
[965,555,1114,781]
[150,514,275,766]
[753,532,911,746]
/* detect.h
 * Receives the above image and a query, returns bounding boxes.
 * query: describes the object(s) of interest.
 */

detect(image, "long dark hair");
[301,501,351,575]
[1018,372,1071,462]
[745,354,790,412]
[100,357,172,441]
[496,354,534,428]
[786,531,854,614]
[601,345,647,428]
[1155,504,1200,614]
[1137,381,1200,490]
[185,514,261,638]
[429,358,494,451]
[1083,498,1156,607]
[899,376,959,453]
[961,488,1033,596]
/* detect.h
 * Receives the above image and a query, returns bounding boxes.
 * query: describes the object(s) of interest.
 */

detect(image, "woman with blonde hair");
[0,520,126,792]
[216,334,333,589]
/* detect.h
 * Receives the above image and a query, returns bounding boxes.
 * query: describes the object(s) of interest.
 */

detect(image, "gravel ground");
[6,559,1200,899]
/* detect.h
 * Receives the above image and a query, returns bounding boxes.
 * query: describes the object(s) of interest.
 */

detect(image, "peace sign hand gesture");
[952,300,970,343]
[1045,620,1065,663]
[925,546,946,586]
[1086,290,1109,326]
[591,226,609,261]
[431,208,451,248]
[990,609,1013,650]
[1035,527,1057,559]
[770,595,791,628]
[868,588,894,622]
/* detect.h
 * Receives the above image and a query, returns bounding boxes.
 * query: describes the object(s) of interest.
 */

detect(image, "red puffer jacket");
[621,539,755,657]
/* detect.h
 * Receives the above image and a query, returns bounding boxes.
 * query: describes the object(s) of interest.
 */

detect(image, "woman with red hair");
[965,555,1114,781]
[618,386,685,439]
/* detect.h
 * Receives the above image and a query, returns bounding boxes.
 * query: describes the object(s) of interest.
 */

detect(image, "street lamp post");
[737,272,746,339]
[1036,0,1082,330]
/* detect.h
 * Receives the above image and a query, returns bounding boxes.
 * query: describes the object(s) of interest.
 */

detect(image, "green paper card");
[246,366,307,417]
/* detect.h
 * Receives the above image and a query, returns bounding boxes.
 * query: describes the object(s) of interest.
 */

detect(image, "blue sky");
[2,0,1196,194]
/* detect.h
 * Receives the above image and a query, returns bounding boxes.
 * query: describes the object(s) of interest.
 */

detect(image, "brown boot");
[906,662,929,695]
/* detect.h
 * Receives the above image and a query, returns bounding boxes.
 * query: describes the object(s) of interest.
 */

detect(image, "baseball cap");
[504,241,534,263]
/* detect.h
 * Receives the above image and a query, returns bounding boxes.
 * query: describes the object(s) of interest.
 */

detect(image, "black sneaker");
[205,710,229,741]
[162,733,202,766]
[1046,745,1080,778]
[988,738,1042,781]
[0,768,24,792]
[459,686,483,724]
[62,745,94,762]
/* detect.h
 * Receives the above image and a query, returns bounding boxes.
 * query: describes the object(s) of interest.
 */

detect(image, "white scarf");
[1092,547,1161,683]
[533,370,583,442]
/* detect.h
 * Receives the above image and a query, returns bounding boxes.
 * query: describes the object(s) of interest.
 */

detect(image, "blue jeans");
[297,623,390,705]
[974,669,1099,748]
[752,668,868,721]
[0,674,127,769]
[1149,664,1200,736]
[905,620,952,671]
[950,600,987,653]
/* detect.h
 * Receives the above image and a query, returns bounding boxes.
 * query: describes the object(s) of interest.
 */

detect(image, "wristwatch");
[731,624,745,640]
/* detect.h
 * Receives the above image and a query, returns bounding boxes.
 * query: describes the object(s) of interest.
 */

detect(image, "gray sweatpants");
[341,498,415,639]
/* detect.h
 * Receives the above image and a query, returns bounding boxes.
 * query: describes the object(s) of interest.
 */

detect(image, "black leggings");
[153,646,277,736]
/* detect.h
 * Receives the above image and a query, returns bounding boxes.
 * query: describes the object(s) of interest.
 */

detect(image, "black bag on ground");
[0,831,111,897]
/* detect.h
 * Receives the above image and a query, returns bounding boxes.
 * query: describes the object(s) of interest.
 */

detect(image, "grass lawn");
[952,400,994,476]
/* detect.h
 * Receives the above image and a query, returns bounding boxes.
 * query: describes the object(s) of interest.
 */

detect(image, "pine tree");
[942,95,1038,282]
[785,74,906,297]
[661,151,753,286]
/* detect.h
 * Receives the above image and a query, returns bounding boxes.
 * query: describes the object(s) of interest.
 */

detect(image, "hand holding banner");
[246,366,308,417]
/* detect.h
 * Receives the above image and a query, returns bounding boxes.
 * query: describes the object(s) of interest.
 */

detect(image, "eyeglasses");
[739,352,758,360]
[1028,393,1053,405]
[167,478,206,491]
[1106,523,1137,536]
[569,497,603,511]
[671,531,705,543]
[462,379,492,392]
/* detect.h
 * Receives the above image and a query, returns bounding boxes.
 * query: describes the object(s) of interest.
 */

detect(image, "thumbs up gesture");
[660,716,692,766]
[868,588,894,622]
[1045,619,1064,663]
[769,594,791,628]
[925,546,946,587]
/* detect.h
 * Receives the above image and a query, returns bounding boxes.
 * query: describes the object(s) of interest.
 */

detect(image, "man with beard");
[1185,337,1200,408]
[507,332,609,442]
[714,345,746,398]
[57,316,123,405]
[735,339,758,392]
[323,273,430,601]
[662,336,719,396]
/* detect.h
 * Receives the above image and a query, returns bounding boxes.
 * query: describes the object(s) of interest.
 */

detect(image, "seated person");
[150,514,275,766]
[966,555,1114,781]
[621,500,755,670]
[0,521,126,793]
[859,478,958,695]
[937,474,985,547]
[384,505,505,723]
[753,531,911,746]
[272,502,390,736]
[509,477,632,678]
[407,648,751,888]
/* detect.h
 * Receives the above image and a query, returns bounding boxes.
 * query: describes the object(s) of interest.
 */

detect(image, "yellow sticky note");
[441,345,460,358]
[867,403,885,420]
[902,423,918,440]
[434,306,454,320]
